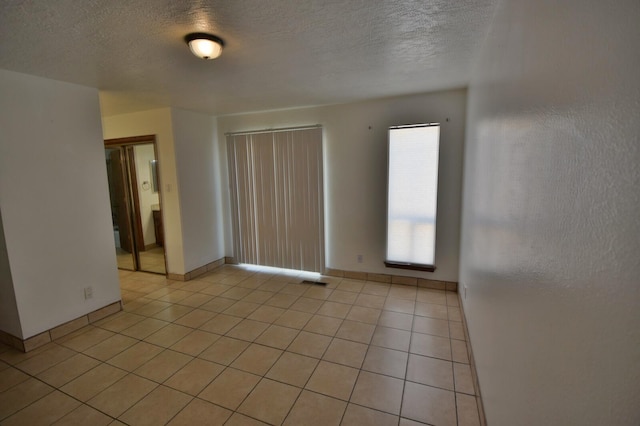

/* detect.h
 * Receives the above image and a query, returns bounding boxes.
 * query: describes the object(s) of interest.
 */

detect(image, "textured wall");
[0,70,121,338]
[0,209,21,337]
[133,144,160,246]
[102,108,186,274]
[171,108,225,271]
[218,89,466,282]
[461,0,640,424]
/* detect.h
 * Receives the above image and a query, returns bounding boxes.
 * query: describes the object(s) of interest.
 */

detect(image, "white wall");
[0,70,121,339]
[133,144,160,246]
[460,1,640,424]
[171,109,225,272]
[218,89,466,281]
[102,109,185,274]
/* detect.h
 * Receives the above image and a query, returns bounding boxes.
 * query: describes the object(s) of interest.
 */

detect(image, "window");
[385,124,440,271]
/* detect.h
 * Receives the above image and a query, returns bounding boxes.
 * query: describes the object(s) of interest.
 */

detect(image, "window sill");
[384,261,436,272]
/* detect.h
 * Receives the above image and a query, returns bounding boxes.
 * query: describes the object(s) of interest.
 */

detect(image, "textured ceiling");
[0,0,497,116]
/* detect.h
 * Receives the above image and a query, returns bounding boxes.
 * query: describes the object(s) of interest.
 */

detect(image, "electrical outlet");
[357,254,363,263]
[84,286,93,300]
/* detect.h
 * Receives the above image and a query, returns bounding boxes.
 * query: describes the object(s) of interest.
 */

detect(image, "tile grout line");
[0,352,124,425]
[1,266,472,425]
[399,303,417,423]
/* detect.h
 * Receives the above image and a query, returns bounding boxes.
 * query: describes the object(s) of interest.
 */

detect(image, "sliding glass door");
[227,126,325,273]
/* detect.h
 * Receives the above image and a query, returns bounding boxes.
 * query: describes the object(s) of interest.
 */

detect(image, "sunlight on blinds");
[386,124,440,268]
[227,127,324,273]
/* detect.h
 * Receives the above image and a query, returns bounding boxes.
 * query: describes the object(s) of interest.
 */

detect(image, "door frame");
[104,134,166,274]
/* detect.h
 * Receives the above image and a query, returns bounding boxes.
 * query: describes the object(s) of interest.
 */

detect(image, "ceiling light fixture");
[184,32,224,60]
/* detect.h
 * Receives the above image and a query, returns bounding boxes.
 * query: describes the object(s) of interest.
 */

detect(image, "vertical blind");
[386,124,440,269]
[227,127,324,273]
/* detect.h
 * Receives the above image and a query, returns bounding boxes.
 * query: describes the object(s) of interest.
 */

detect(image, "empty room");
[0,1,638,425]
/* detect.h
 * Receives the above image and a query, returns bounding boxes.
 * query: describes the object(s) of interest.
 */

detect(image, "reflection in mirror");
[105,148,135,271]
[150,160,159,193]
[134,144,166,274]
[104,138,166,275]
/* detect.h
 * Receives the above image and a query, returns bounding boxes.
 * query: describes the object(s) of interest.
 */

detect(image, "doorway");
[104,135,167,274]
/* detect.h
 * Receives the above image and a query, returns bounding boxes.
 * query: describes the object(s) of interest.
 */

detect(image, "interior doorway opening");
[104,135,166,274]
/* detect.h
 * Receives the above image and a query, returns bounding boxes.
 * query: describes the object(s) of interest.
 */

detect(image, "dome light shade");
[185,33,224,59]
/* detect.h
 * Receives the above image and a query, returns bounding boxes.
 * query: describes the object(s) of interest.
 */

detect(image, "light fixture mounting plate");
[184,32,225,47]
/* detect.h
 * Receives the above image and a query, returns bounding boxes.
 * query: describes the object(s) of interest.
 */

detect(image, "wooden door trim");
[105,135,156,146]
[125,146,146,253]
[107,148,134,256]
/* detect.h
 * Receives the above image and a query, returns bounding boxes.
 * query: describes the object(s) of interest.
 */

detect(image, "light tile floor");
[116,246,167,274]
[0,265,481,425]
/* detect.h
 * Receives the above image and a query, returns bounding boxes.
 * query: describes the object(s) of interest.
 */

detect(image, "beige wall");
[0,69,120,338]
[102,108,186,274]
[103,108,225,275]
[218,89,467,282]
[171,108,225,271]
[0,209,20,337]
[461,0,640,424]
